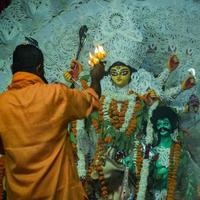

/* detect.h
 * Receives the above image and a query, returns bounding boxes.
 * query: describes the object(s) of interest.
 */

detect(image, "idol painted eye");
[111,70,118,76]
[121,70,129,76]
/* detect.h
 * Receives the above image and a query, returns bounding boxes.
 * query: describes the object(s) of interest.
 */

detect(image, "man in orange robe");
[0,44,104,200]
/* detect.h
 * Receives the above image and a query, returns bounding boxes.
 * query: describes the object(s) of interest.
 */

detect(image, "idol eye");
[121,70,129,76]
[111,71,118,76]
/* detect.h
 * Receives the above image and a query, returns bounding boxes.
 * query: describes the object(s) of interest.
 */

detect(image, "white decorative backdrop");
[0,0,200,175]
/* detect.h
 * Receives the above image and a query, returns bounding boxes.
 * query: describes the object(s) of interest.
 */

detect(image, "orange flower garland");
[91,118,100,134]
[109,99,129,130]
[87,139,109,199]
[166,142,181,200]
[125,99,142,136]
[108,98,142,137]
[71,120,78,152]
[99,96,105,122]
[135,144,144,196]
[91,96,105,135]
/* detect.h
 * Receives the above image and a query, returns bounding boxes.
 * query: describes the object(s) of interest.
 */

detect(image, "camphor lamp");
[88,52,99,67]
[94,45,106,60]
[88,45,107,68]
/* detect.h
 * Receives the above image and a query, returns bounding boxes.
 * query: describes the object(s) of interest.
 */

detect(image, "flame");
[89,52,94,59]
[88,60,94,67]
[94,46,99,55]
[188,68,196,79]
[88,52,99,65]
[97,45,104,52]
[94,45,106,60]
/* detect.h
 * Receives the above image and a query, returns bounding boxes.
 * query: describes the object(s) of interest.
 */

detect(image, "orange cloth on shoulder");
[0,72,99,200]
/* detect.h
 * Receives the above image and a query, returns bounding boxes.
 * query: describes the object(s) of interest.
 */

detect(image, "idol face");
[156,118,172,136]
[110,66,131,88]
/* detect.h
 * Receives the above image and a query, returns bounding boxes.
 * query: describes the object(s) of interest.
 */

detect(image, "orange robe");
[0,72,99,200]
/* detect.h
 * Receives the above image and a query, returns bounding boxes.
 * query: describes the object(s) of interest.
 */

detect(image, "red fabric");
[0,0,11,13]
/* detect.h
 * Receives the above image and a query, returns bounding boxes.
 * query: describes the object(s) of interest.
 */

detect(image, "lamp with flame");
[88,45,106,67]
[94,45,106,60]
[88,52,99,67]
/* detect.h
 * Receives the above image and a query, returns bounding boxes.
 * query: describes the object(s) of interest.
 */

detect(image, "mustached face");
[156,118,172,136]
[110,66,131,88]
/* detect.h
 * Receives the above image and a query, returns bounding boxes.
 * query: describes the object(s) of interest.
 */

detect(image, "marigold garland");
[125,100,142,136]
[99,96,105,122]
[109,99,129,130]
[91,96,105,134]
[166,142,181,200]
[135,144,144,196]
[105,97,142,137]
[92,95,142,139]
[87,139,109,199]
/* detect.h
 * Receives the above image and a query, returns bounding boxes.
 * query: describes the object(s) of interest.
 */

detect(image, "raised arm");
[61,63,105,122]
[157,54,180,86]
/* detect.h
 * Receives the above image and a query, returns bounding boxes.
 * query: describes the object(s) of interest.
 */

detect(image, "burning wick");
[88,45,107,67]
[94,45,106,60]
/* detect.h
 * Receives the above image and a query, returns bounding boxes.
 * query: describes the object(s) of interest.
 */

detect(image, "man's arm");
[60,63,105,122]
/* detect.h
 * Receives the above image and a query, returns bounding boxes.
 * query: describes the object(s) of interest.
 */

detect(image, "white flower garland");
[137,159,150,200]
[155,189,167,200]
[76,119,87,178]
[136,101,159,200]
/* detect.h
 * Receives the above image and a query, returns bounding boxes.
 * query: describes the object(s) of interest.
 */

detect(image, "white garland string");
[136,101,159,200]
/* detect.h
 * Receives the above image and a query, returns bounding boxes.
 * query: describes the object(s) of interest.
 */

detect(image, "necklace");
[156,146,171,168]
